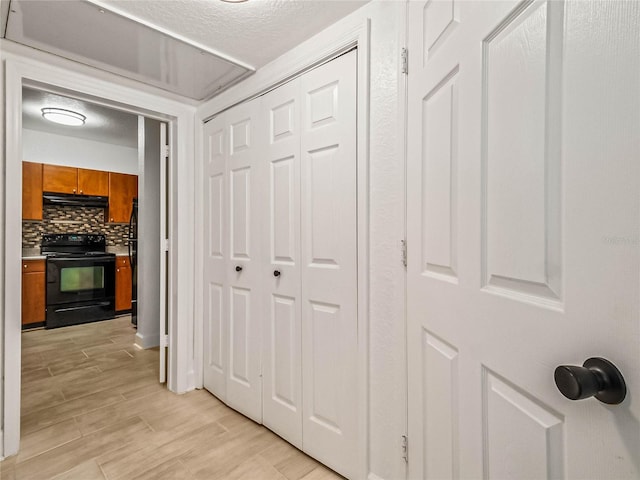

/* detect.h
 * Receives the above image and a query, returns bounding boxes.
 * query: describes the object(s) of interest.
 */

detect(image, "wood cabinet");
[42,165,78,194]
[42,165,109,196]
[108,173,138,223]
[115,256,132,312]
[22,162,43,220]
[77,168,109,196]
[22,259,45,327]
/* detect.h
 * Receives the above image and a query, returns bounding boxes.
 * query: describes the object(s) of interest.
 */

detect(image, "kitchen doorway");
[18,84,169,452]
[3,54,194,457]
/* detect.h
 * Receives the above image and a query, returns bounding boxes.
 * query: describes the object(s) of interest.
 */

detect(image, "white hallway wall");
[22,128,138,175]
[197,1,407,478]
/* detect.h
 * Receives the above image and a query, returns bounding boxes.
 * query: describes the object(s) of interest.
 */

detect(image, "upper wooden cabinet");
[22,161,43,220]
[108,173,138,223]
[42,165,77,194]
[78,168,109,196]
[42,165,109,196]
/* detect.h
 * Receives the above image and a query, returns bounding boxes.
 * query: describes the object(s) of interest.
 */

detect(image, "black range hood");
[43,192,109,208]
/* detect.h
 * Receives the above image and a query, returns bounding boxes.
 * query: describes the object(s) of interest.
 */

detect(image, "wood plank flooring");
[0,317,343,480]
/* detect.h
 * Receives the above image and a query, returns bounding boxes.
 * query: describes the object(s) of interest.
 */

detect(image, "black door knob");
[273,270,281,277]
[235,265,243,272]
[554,357,626,405]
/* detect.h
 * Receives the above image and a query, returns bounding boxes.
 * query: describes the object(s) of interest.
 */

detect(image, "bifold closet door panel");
[261,78,303,448]
[203,114,228,400]
[300,50,358,479]
[225,98,264,423]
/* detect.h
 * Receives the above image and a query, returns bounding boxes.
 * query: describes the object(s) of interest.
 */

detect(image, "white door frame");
[1,43,196,458]
[195,19,371,478]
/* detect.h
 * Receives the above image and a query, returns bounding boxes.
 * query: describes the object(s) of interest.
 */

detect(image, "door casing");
[1,41,197,458]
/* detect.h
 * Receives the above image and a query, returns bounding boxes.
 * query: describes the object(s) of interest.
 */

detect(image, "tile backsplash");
[22,205,129,248]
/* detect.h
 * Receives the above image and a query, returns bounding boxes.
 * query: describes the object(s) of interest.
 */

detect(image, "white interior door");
[261,77,304,448]
[203,114,228,399]
[225,98,263,423]
[407,1,640,478]
[300,50,358,479]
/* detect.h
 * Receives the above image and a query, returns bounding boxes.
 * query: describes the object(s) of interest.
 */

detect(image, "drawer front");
[22,260,45,273]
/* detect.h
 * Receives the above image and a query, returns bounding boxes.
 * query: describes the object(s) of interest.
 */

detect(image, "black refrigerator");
[128,198,138,326]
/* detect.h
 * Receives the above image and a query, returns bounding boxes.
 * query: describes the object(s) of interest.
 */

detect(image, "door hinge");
[161,334,169,348]
[163,145,170,158]
[163,238,170,252]
[401,239,407,267]
[401,434,409,463]
[401,48,408,75]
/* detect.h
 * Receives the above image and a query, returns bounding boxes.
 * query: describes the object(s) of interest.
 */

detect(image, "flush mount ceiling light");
[220,0,248,3]
[41,107,86,126]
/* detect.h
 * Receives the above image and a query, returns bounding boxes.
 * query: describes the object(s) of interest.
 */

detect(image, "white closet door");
[203,114,228,400]
[261,78,304,448]
[300,50,358,479]
[225,98,263,423]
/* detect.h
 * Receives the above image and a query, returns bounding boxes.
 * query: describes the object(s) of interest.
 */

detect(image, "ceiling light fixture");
[220,0,248,3]
[41,108,86,126]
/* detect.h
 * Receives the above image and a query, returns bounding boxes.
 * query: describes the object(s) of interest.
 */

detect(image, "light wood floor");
[0,316,342,480]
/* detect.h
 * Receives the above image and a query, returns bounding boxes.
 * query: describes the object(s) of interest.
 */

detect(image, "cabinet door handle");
[73,189,76,193]
[117,268,120,272]
[24,264,27,269]
[273,270,281,277]
[80,190,83,194]
[235,266,243,272]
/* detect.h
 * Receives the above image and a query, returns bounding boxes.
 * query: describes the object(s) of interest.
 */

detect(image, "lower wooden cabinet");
[22,259,45,327]
[115,256,132,312]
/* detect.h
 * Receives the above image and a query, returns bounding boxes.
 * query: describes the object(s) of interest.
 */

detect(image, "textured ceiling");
[99,0,369,68]
[22,87,139,148]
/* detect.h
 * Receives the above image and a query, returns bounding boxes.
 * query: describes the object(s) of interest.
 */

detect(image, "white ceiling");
[22,87,139,148]
[98,0,368,69]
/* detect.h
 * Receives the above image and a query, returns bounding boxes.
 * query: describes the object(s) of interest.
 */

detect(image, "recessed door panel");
[271,156,296,264]
[307,145,340,268]
[271,295,297,409]
[231,118,250,155]
[272,100,295,142]
[482,0,562,305]
[308,301,342,433]
[422,67,459,280]
[483,369,564,480]
[231,167,251,260]
[230,286,251,386]
[422,331,459,480]
[208,174,223,258]
[207,283,224,372]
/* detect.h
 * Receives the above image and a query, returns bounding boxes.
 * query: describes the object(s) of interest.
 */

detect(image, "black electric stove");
[41,234,116,329]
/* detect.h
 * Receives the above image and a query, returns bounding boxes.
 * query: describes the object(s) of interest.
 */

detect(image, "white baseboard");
[135,331,160,349]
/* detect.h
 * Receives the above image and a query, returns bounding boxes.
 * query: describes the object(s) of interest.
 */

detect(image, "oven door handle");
[53,302,112,313]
